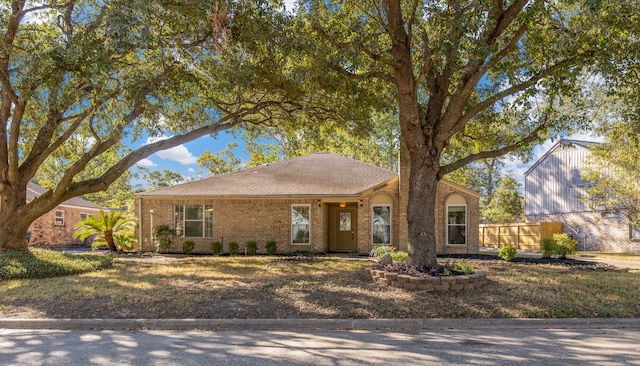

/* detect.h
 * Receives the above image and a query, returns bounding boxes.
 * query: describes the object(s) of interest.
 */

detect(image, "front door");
[330,205,358,252]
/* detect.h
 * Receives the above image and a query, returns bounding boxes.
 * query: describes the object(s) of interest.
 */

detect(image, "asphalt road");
[2,325,639,365]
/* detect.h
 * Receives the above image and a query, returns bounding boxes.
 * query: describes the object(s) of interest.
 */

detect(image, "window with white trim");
[372,205,391,245]
[54,210,65,226]
[174,205,213,238]
[631,224,640,241]
[447,205,466,245]
[291,205,310,244]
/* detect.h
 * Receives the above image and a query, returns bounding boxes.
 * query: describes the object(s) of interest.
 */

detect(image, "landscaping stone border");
[365,267,488,291]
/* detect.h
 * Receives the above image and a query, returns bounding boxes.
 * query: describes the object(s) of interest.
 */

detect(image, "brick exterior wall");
[137,153,479,255]
[138,198,326,254]
[138,179,402,255]
[28,206,102,247]
[527,212,640,252]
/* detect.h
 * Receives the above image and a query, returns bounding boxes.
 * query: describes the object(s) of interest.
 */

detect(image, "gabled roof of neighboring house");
[524,139,599,177]
[27,182,106,210]
[137,153,399,198]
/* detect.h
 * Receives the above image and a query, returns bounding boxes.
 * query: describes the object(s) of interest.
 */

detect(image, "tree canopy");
[0,0,374,249]
[280,0,638,267]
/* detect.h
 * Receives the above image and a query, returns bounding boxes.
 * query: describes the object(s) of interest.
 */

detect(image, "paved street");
[2,325,639,365]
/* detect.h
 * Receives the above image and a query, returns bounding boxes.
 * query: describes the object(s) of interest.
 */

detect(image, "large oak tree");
[0,0,330,250]
[292,0,636,267]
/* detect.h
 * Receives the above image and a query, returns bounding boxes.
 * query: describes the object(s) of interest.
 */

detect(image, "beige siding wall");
[28,206,102,246]
[525,146,591,216]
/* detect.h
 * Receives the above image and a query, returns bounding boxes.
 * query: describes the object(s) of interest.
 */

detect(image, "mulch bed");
[439,254,624,271]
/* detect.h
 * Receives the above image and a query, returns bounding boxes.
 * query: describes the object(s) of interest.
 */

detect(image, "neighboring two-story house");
[524,139,640,252]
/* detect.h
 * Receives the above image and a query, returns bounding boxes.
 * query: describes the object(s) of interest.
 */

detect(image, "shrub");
[540,234,578,259]
[246,240,258,255]
[153,224,176,253]
[370,245,396,257]
[0,248,113,280]
[498,244,517,261]
[454,259,475,274]
[228,241,239,256]
[182,240,196,255]
[210,241,223,255]
[265,240,277,255]
[553,233,578,259]
[390,251,408,263]
[540,238,555,258]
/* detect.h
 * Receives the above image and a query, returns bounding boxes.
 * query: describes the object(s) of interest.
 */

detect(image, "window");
[54,210,65,226]
[447,205,466,245]
[372,205,391,245]
[571,169,591,187]
[631,224,640,241]
[292,205,310,244]
[174,205,213,238]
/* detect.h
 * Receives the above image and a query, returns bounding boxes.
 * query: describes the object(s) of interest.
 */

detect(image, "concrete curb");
[1,318,639,331]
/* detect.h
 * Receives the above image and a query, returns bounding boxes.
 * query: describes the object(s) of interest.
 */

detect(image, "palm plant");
[73,210,137,252]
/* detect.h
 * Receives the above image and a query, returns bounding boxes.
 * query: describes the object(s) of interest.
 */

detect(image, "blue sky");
[133,125,601,189]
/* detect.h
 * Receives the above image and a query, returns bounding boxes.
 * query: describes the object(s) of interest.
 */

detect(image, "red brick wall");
[28,206,103,247]
[527,212,640,252]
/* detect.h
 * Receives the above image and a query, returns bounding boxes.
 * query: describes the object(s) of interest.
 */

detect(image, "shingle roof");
[137,153,398,197]
[27,182,106,210]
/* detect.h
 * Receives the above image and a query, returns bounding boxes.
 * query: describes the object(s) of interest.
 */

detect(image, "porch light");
[359,199,364,207]
[339,202,346,208]
[316,200,322,207]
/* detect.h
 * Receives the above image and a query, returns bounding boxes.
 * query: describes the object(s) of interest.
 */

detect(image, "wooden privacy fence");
[479,222,563,250]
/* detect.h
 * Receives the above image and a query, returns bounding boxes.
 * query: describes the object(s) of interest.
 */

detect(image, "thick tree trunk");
[405,153,440,269]
[0,183,33,250]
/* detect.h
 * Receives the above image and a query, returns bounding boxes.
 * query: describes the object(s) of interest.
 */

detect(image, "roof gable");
[524,139,597,177]
[138,153,399,198]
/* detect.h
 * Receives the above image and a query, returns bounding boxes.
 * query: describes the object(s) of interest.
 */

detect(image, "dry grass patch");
[1,255,639,319]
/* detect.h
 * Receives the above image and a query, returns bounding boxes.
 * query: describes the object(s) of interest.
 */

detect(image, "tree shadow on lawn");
[3,255,638,319]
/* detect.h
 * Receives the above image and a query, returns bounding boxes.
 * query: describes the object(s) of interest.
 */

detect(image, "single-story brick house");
[135,152,480,254]
[27,182,107,247]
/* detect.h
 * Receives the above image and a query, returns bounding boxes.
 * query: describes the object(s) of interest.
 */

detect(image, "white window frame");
[291,204,311,245]
[54,210,65,226]
[446,204,467,246]
[372,205,392,245]
[174,204,213,238]
[631,224,640,241]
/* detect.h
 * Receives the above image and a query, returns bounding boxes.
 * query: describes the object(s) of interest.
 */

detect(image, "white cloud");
[188,168,195,173]
[136,158,157,168]
[145,135,198,165]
